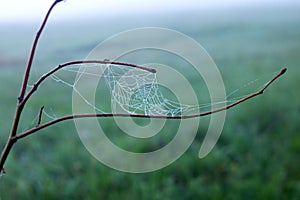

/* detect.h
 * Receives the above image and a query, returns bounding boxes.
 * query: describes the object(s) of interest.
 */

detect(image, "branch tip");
[1,168,6,175]
[149,69,157,73]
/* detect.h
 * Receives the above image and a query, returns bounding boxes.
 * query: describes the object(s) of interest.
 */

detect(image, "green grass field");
[0,3,300,199]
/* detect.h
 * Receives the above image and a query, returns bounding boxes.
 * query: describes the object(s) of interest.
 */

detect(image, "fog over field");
[0,0,299,22]
[0,1,299,199]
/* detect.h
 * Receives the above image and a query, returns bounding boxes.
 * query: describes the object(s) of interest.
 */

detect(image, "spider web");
[47,63,279,119]
[50,63,212,117]
[104,65,202,116]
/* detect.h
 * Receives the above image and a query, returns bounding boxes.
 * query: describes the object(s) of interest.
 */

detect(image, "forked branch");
[20,60,156,107]
[19,0,65,103]
[0,0,66,174]
[12,67,287,141]
[0,0,287,174]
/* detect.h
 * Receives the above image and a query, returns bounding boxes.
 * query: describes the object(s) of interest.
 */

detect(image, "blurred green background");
[0,1,300,199]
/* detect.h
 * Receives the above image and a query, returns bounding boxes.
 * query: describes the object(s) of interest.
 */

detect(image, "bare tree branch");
[20,60,156,107]
[37,106,45,127]
[0,0,287,174]
[19,0,64,103]
[13,68,287,141]
[0,0,65,173]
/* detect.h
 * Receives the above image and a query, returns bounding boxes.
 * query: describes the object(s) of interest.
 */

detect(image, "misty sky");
[0,0,298,22]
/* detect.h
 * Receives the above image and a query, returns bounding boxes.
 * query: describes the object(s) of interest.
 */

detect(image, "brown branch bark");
[13,68,287,141]
[20,60,156,107]
[19,0,64,103]
[0,0,287,174]
[0,0,64,174]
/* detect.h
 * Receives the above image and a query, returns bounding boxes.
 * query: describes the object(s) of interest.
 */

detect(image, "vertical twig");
[19,0,64,103]
[0,0,64,173]
[37,106,45,127]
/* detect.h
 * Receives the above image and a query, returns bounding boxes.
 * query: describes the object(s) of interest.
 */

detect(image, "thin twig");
[20,60,156,107]
[13,68,287,141]
[0,0,64,173]
[37,106,45,127]
[18,0,64,103]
